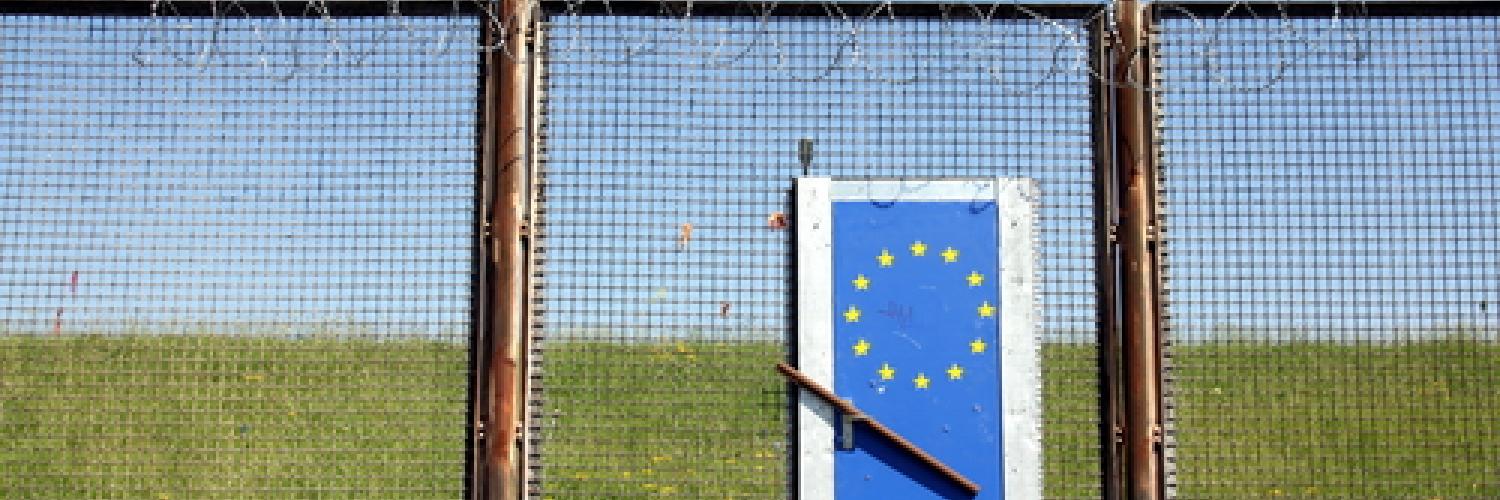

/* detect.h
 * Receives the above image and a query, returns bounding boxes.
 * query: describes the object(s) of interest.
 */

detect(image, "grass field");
[3,335,1498,498]
[1167,339,1500,499]
[0,335,469,499]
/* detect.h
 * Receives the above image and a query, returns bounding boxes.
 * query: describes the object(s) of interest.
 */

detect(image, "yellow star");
[947,364,964,380]
[941,247,959,263]
[853,339,871,356]
[852,274,870,291]
[978,301,996,318]
[876,249,895,268]
[878,363,895,381]
[914,373,931,389]
[966,271,984,287]
[970,337,988,354]
[909,241,928,256]
[843,305,862,323]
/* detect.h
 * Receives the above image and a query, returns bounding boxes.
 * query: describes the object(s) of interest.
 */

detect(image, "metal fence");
[0,12,476,498]
[1155,3,1500,498]
[528,6,1104,497]
[1,1,1498,499]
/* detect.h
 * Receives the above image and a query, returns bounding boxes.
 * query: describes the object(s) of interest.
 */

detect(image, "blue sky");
[1157,13,1500,340]
[2,7,1496,342]
[539,13,1098,342]
[1,16,476,338]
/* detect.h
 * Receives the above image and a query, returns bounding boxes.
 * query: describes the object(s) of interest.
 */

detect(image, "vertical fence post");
[1090,13,1125,500]
[1111,1,1165,499]
[471,17,492,500]
[480,0,532,498]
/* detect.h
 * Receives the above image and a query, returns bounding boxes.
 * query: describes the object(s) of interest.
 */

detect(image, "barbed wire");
[119,0,1381,93]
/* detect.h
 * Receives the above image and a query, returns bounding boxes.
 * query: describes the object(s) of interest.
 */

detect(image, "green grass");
[3,335,1498,498]
[1168,339,1500,499]
[536,341,789,498]
[533,341,1098,498]
[0,335,468,499]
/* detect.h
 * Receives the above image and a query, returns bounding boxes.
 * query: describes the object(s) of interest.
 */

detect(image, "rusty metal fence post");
[478,0,534,498]
[1090,13,1126,500]
[1109,1,1166,499]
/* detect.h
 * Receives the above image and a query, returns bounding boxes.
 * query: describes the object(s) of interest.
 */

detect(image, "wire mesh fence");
[0,14,476,498]
[1155,4,1500,498]
[527,7,1103,498]
[4,1,1499,498]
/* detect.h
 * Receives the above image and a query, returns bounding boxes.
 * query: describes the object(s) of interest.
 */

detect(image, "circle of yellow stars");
[843,241,996,390]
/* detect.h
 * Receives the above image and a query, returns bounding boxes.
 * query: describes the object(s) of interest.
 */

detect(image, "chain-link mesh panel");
[530,10,1101,498]
[0,15,475,498]
[1156,6,1500,498]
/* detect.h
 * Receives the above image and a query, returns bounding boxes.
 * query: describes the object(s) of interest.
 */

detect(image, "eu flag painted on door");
[832,197,1003,499]
[796,178,1040,500]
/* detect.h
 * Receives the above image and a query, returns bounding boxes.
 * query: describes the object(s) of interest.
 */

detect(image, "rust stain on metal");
[1113,1,1165,499]
[678,222,694,248]
[767,211,788,229]
[482,0,532,498]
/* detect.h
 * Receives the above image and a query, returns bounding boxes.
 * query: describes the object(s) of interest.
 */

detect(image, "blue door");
[830,197,1003,500]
